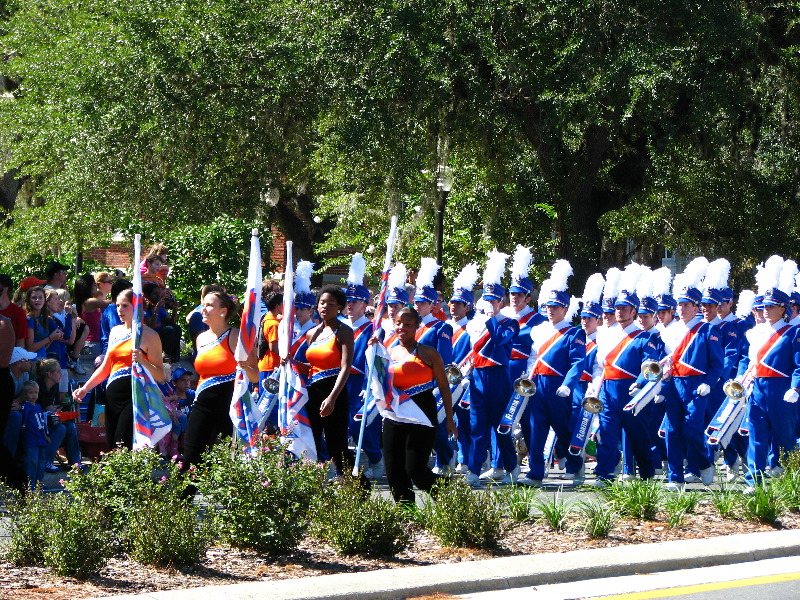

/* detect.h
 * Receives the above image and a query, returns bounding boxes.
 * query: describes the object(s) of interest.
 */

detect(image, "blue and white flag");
[229,229,264,447]
[366,341,432,427]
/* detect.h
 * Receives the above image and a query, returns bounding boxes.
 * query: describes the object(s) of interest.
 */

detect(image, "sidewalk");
[94,529,800,600]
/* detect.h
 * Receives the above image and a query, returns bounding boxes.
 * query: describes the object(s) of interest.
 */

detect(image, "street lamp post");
[435,166,453,265]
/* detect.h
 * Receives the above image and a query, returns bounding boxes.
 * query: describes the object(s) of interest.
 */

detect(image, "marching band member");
[464,251,520,485]
[601,268,622,329]
[790,273,800,326]
[343,254,383,479]
[653,267,678,332]
[518,260,586,486]
[292,262,319,344]
[447,263,480,475]
[660,257,724,490]
[737,256,800,488]
[412,258,455,474]
[485,246,545,480]
[589,263,659,485]
[379,263,410,349]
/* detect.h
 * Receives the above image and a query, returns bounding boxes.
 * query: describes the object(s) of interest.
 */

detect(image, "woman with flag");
[183,291,259,469]
[73,289,165,450]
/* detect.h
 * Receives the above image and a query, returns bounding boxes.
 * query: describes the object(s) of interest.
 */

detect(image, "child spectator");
[45,289,77,396]
[24,286,62,360]
[157,366,195,459]
[20,381,49,489]
[142,255,167,288]
[143,283,182,362]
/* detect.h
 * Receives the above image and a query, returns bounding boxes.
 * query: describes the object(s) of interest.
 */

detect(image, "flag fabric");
[131,234,171,450]
[277,241,296,432]
[229,229,264,447]
[366,341,432,427]
[280,360,317,461]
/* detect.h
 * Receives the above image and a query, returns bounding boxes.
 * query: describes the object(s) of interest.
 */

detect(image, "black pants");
[306,376,353,475]
[182,380,234,468]
[105,376,133,450]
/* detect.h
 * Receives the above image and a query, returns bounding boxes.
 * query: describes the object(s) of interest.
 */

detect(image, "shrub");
[533,491,572,532]
[712,485,740,519]
[42,495,113,579]
[577,501,618,539]
[195,439,325,553]
[780,448,800,475]
[497,486,537,522]
[664,491,699,528]
[424,479,503,549]
[312,478,410,556]
[740,483,784,524]
[595,478,663,520]
[774,470,800,512]
[3,490,51,566]
[128,496,213,567]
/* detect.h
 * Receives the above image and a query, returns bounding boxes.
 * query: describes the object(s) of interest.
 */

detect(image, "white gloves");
[696,384,711,397]
[556,385,571,398]
[784,389,799,403]
[629,382,641,396]
[654,395,665,404]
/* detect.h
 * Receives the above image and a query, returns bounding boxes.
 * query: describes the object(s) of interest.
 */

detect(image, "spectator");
[20,380,49,489]
[15,276,47,305]
[142,255,167,288]
[44,261,69,290]
[74,273,107,360]
[140,243,170,281]
[143,282,182,362]
[44,289,77,397]
[36,358,81,472]
[94,272,113,300]
[0,313,27,490]
[0,274,29,346]
[24,286,62,360]
[55,288,89,372]
[4,347,37,457]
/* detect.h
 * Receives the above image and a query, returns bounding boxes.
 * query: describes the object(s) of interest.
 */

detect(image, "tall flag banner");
[131,234,171,450]
[353,216,398,474]
[229,228,264,447]
[366,340,432,427]
[281,360,317,461]
[277,241,296,431]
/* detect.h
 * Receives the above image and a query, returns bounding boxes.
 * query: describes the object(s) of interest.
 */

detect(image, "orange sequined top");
[106,328,148,385]
[389,349,433,391]
[195,328,238,394]
[305,329,342,383]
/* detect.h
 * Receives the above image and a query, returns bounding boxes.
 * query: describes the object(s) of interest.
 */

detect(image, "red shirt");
[0,303,28,343]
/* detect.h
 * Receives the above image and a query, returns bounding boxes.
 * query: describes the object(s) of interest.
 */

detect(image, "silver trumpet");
[445,363,464,385]
[513,377,537,397]
[641,359,663,382]
[263,372,281,394]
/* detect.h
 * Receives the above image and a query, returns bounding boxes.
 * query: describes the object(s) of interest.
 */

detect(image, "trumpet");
[263,373,281,394]
[445,363,464,385]
[722,379,745,400]
[640,359,663,382]
[513,377,537,397]
[582,395,604,414]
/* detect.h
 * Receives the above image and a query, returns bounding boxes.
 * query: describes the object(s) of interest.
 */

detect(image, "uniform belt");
[197,373,236,395]
[108,367,132,386]
[310,368,340,384]
[400,381,435,397]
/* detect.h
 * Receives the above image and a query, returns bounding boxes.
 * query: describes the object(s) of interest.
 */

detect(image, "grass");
[594,478,664,520]
[576,501,618,538]
[532,490,572,532]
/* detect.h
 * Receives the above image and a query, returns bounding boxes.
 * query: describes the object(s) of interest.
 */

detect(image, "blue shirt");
[21,402,48,448]
[101,303,123,354]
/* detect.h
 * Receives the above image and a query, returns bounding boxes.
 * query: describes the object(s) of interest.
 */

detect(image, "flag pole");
[352,215,398,476]
[277,241,295,431]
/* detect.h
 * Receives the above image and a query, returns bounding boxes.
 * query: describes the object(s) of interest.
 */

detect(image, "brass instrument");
[263,373,281,394]
[582,395,604,414]
[513,377,537,397]
[722,379,745,400]
[445,364,464,385]
[640,359,663,382]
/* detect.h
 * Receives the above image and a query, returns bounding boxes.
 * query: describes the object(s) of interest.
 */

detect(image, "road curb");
[92,529,800,600]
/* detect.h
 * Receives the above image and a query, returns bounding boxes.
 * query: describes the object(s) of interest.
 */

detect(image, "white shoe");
[432,465,451,476]
[621,473,633,481]
[502,466,521,485]
[71,361,87,375]
[664,482,685,492]
[454,463,470,475]
[480,467,506,481]
[700,465,715,486]
[768,465,784,478]
[684,473,701,483]
[369,459,384,479]
[585,478,609,488]
[743,485,756,495]
[555,456,566,470]
[725,460,740,483]
[515,475,542,488]
[463,472,480,486]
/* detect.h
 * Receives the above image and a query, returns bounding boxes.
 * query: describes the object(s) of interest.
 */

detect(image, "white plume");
[538,279,552,307]
[387,262,407,291]
[453,263,480,292]
[735,290,756,318]
[636,266,654,299]
[547,259,573,293]
[703,258,731,292]
[295,261,314,295]
[510,245,533,283]
[780,260,798,295]
[417,257,440,289]
[795,272,800,294]
[619,262,643,294]
[566,296,581,322]
[482,249,509,286]
[603,267,622,300]
[651,267,674,298]
[581,273,605,305]
[681,256,709,289]
[347,253,367,286]
[756,255,784,296]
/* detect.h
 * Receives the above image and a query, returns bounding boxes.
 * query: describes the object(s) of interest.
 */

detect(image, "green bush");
[195,439,325,554]
[779,448,800,475]
[424,479,503,549]
[595,478,663,520]
[712,485,740,519]
[664,491,699,528]
[128,496,213,567]
[740,483,784,524]
[3,490,51,566]
[63,447,181,542]
[311,478,410,556]
[42,495,113,579]
[774,470,800,512]
[533,491,572,532]
[577,501,618,539]
[496,486,536,522]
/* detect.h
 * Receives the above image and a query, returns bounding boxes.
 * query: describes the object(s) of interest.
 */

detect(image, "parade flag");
[366,340,432,427]
[229,228,264,447]
[131,234,171,450]
[277,242,296,430]
[281,360,317,461]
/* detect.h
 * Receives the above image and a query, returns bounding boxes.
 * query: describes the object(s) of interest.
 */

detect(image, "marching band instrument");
[497,374,537,435]
[435,358,473,421]
[623,357,670,416]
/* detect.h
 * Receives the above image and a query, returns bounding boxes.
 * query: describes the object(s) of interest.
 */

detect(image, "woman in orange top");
[183,291,258,469]
[73,289,164,450]
[381,307,456,504]
[301,285,354,476]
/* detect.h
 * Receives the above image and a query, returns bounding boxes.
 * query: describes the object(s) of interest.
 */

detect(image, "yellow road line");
[599,572,800,599]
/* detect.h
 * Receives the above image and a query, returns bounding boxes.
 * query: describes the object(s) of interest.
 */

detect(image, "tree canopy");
[2,0,800,288]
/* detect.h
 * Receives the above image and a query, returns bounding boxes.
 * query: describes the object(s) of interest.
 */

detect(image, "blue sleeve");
[737,335,750,378]
[721,324,741,381]
[704,325,725,387]
[436,322,453,365]
[485,316,518,349]
[563,328,587,390]
[791,329,800,390]
[634,333,662,387]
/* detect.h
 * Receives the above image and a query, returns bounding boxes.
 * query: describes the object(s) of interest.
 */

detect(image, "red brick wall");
[85,243,131,269]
